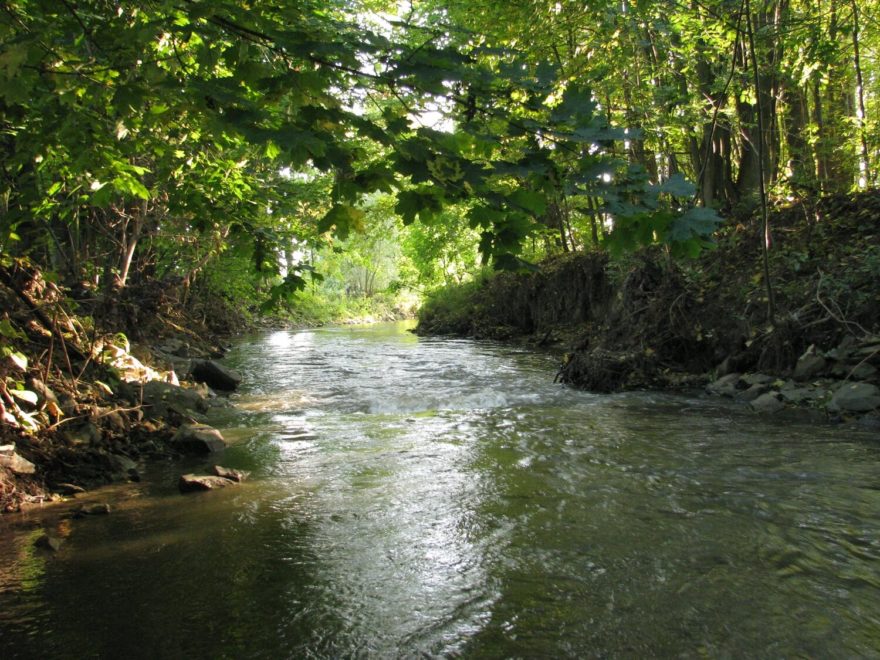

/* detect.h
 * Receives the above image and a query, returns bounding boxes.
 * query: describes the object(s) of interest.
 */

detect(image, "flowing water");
[1,322,879,658]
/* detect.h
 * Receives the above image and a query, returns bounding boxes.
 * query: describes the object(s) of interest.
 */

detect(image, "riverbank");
[416,190,880,425]
[0,260,257,512]
[0,256,418,512]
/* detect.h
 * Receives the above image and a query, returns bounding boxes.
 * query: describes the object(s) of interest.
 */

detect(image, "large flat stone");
[750,392,786,414]
[827,383,880,413]
[172,424,227,454]
[0,445,35,474]
[190,360,242,392]
[179,474,238,493]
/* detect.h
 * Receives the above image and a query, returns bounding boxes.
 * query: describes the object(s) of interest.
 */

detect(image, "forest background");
[2,0,875,326]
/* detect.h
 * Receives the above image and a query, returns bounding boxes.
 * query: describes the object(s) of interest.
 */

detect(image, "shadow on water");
[1,322,879,657]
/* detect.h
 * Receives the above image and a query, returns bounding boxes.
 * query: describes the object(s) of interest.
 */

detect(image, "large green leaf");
[318,204,365,239]
[395,189,444,225]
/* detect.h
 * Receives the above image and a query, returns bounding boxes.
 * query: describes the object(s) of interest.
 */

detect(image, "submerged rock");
[178,473,238,493]
[706,373,742,397]
[72,503,111,517]
[172,424,227,454]
[750,392,786,414]
[190,360,242,392]
[53,482,87,496]
[211,465,250,482]
[35,534,63,552]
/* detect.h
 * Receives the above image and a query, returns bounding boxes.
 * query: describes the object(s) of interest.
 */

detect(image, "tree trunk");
[782,80,815,190]
[118,199,147,289]
[851,0,871,186]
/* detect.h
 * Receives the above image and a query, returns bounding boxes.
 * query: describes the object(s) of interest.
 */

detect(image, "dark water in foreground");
[1,322,879,658]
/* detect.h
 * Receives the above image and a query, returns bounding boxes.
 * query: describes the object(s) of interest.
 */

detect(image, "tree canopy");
[0,0,875,313]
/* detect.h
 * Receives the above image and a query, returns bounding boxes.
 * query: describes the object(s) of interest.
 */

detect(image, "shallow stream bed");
[1,322,879,657]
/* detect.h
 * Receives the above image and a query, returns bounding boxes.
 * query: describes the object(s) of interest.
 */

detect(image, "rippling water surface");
[1,322,879,658]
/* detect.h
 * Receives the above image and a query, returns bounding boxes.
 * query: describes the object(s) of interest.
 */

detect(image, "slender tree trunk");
[736,2,781,210]
[745,0,776,324]
[812,75,830,188]
[118,199,147,288]
[851,0,871,186]
[782,80,815,190]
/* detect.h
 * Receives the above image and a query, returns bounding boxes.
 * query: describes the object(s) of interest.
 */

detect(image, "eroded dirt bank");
[417,191,880,424]
[0,261,254,512]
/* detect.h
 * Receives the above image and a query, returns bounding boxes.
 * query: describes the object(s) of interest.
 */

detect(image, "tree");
[0,0,722,324]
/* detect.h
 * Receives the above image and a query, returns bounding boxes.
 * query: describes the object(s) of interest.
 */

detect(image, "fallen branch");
[816,269,869,336]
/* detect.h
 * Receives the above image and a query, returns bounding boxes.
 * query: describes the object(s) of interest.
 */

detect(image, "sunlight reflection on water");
[0,323,879,658]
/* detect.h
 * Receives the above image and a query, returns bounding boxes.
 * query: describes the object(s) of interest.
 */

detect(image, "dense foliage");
[0,0,875,321]
[0,0,726,312]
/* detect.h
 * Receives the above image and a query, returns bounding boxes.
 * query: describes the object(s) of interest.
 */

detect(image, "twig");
[45,405,144,431]
[816,269,869,336]
[844,347,879,383]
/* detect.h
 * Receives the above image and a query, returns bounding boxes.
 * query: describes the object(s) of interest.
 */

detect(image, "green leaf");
[507,190,547,216]
[0,45,28,77]
[668,207,722,242]
[264,141,281,160]
[654,173,696,198]
[318,204,365,239]
[395,189,443,225]
[0,318,25,340]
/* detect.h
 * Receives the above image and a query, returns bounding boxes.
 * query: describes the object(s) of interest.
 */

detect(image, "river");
[1,322,879,658]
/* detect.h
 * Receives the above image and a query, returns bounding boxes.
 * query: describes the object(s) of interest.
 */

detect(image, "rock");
[190,360,242,392]
[141,381,209,419]
[735,383,770,402]
[53,482,87,495]
[73,503,111,517]
[793,349,827,381]
[178,473,238,493]
[827,383,880,413]
[172,424,227,454]
[102,410,128,433]
[0,445,36,475]
[741,373,775,386]
[856,412,880,431]
[166,403,209,425]
[211,465,250,482]
[715,357,735,377]
[155,338,192,358]
[35,534,63,552]
[849,362,878,380]
[750,392,786,414]
[779,386,820,404]
[706,373,742,397]
[109,453,137,476]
